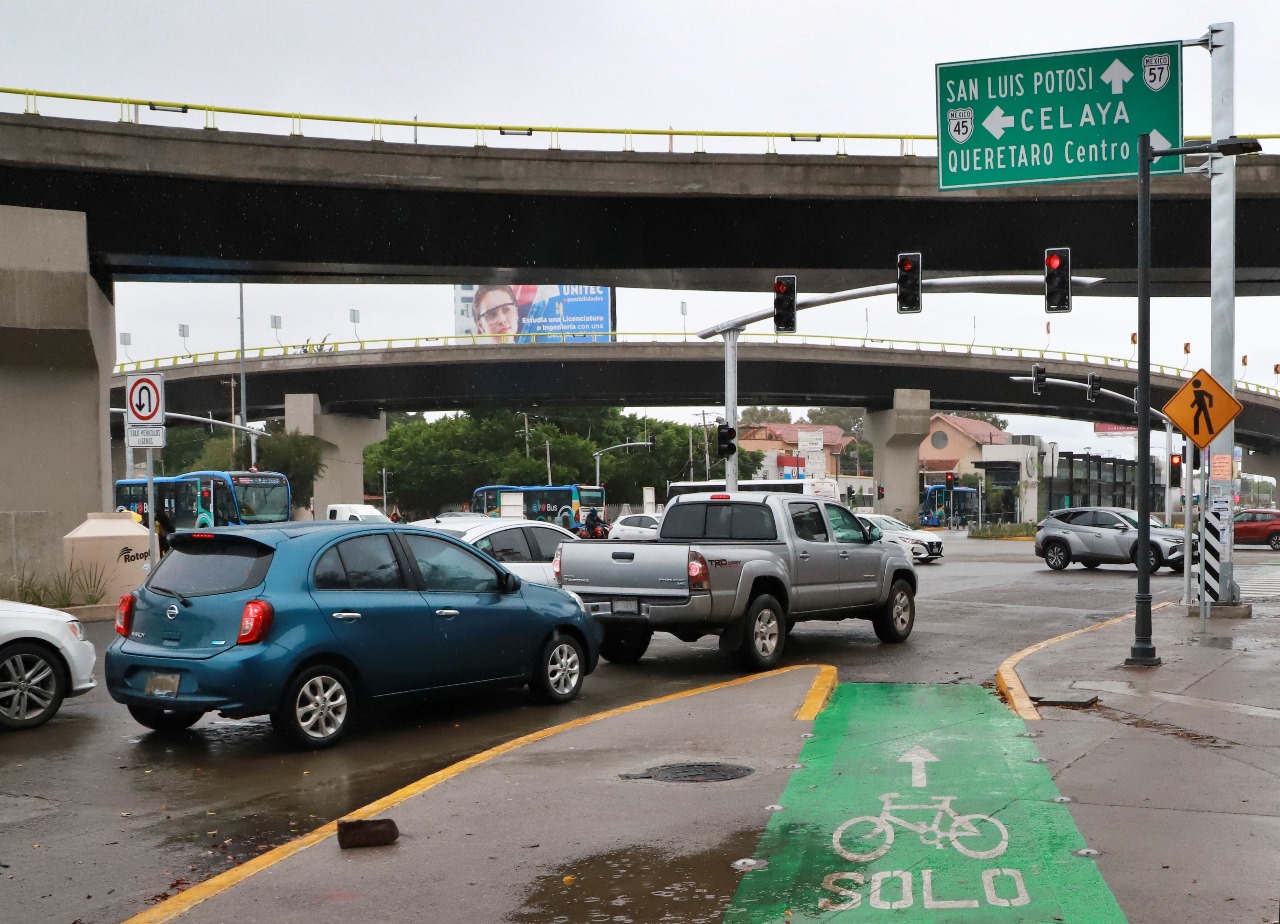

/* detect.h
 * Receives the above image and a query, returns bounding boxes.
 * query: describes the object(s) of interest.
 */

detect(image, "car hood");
[0,600,77,625]
[1151,526,1187,541]
[888,529,939,544]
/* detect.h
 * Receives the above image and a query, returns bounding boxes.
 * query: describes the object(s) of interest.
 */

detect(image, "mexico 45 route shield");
[726,684,1126,923]
[937,42,1183,190]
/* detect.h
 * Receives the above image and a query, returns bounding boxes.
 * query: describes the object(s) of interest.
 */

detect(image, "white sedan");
[608,514,660,540]
[1,600,97,730]
[411,516,579,586]
[858,513,944,564]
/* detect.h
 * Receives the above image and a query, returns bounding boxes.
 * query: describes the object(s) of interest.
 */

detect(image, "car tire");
[127,706,204,733]
[1269,532,1280,552]
[271,664,354,750]
[1044,541,1071,571]
[872,579,916,643]
[531,634,584,704]
[1133,544,1162,573]
[599,626,652,664]
[1082,561,1100,569]
[727,594,786,672]
[0,642,67,730]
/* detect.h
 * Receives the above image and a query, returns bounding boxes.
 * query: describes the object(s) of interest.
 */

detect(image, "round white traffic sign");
[126,374,166,426]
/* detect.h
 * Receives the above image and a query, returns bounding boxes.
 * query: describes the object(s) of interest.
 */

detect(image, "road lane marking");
[122,663,834,924]
[726,684,1126,923]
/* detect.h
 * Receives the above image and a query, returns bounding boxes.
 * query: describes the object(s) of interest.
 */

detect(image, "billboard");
[454,284,615,344]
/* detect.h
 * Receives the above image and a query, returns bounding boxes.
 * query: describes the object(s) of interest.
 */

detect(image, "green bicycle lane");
[726,684,1127,923]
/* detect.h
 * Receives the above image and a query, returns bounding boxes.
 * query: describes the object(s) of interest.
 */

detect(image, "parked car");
[0,600,97,730]
[412,516,579,586]
[1233,509,1280,550]
[105,522,602,749]
[325,504,390,522]
[608,514,660,541]
[1034,507,1194,572]
[857,513,943,563]
[556,492,916,671]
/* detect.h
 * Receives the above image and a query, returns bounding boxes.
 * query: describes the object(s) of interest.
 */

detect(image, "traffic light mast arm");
[695,274,1105,339]
[1009,375,1172,425]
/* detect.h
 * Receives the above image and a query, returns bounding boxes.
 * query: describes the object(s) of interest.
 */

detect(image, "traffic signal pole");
[723,327,739,491]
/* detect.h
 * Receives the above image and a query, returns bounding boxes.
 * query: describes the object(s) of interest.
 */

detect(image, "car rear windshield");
[660,502,777,540]
[148,538,274,598]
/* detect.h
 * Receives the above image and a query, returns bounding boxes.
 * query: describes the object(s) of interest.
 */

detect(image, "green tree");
[952,411,1009,430]
[802,406,864,434]
[158,425,215,475]
[739,405,792,425]
[192,435,235,472]
[243,423,327,509]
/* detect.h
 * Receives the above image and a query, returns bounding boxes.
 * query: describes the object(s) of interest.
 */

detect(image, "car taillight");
[552,546,562,582]
[688,551,710,592]
[115,593,135,637]
[237,600,274,644]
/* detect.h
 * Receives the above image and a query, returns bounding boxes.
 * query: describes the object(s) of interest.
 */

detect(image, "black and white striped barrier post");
[1203,511,1226,603]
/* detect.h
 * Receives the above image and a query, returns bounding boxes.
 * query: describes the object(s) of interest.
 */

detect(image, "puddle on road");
[511,828,762,924]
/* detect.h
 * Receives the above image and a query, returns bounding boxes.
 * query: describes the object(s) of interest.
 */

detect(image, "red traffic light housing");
[944,472,955,488]
[896,252,922,314]
[1044,247,1072,313]
[1169,453,1183,489]
[773,275,797,333]
[715,424,737,459]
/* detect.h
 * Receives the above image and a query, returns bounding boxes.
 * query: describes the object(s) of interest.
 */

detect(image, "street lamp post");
[1129,131,1261,667]
[594,441,654,487]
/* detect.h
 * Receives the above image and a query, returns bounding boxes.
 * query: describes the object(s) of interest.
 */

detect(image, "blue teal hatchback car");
[105,522,602,749]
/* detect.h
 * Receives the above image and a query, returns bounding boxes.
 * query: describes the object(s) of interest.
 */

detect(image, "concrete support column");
[1243,452,1280,486]
[865,389,931,524]
[284,394,386,515]
[0,205,113,583]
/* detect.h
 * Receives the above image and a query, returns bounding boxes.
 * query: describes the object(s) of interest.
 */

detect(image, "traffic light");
[877,485,885,500]
[945,472,955,490]
[1169,453,1183,489]
[715,424,737,459]
[1044,247,1072,313]
[896,253,922,313]
[1191,445,1202,471]
[1031,363,1046,395]
[773,275,797,333]
[1086,373,1101,402]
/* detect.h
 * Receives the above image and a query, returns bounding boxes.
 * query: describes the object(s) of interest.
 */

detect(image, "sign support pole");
[1208,22,1239,603]
[145,448,157,573]
[722,328,739,492]
[1182,437,1194,607]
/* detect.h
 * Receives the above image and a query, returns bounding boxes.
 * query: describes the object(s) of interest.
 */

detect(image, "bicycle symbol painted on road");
[833,792,1009,862]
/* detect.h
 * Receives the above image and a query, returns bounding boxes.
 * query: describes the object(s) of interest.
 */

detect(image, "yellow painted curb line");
[124,663,835,924]
[995,602,1173,721]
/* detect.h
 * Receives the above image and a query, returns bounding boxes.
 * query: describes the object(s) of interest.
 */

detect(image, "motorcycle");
[576,523,609,540]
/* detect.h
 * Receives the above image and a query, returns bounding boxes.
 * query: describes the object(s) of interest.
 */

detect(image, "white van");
[326,504,391,522]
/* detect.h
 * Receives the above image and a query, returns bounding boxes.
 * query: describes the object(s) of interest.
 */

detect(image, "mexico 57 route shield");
[936,42,1183,190]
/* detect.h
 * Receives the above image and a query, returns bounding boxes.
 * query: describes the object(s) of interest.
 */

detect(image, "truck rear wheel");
[872,579,915,643]
[599,626,653,664]
[725,594,786,672]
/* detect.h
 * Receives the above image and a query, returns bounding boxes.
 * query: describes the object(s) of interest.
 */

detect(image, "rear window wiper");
[150,585,191,607]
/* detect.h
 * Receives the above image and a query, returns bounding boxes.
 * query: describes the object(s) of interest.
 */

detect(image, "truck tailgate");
[557,541,693,600]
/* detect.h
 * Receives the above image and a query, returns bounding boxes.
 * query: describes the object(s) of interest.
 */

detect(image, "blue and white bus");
[470,484,605,529]
[114,470,292,528]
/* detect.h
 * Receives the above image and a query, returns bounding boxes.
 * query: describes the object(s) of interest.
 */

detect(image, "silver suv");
[1034,507,1193,572]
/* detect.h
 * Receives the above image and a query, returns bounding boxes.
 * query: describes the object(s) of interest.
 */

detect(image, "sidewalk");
[1015,603,1280,924]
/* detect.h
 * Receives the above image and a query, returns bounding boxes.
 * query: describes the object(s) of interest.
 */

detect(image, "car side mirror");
[867,526,883,543]
[501,571,521,593]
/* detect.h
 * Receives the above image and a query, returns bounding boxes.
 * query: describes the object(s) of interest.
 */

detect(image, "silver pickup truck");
[553,492,917,671]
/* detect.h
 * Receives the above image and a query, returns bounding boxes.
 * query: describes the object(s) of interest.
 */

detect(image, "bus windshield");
[228,473,292,523]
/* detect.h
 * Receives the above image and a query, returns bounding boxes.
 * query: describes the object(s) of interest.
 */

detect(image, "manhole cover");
[620,762,754,783]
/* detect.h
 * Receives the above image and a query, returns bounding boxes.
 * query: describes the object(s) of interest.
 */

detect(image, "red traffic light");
[775,279,793,294]
[898,256,915,272]
[1045,253,1062,270]
[1170,454,1182,465]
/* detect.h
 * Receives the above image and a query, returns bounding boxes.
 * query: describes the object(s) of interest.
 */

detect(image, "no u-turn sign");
[126,374,166,427]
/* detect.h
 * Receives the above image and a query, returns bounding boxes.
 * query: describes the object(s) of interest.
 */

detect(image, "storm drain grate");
[620,762,754,783]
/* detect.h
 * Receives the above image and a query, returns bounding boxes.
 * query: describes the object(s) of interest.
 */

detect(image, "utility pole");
[699,411,711,478]
[521,412,530,457]
[238,284,254,467]
[381,468,391,514]
[545,440,552,486]
[226,378,237,455]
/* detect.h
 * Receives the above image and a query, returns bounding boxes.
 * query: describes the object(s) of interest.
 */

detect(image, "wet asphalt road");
[3,534,1251,924]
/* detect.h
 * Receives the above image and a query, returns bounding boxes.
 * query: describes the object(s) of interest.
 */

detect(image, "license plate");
[144,672,180,697]
[613,599,639,615]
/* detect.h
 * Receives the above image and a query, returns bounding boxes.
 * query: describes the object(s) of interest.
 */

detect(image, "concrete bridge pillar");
[285,394,386,516]
[0,205,113,583]
[1243,451,1280,485]
[865,389,931,525]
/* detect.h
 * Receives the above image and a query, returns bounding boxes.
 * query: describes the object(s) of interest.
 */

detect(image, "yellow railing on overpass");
[112,331,1280,399]
[7,86,1275,156]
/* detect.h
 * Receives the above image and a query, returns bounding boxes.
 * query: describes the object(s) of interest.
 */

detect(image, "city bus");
[470,484,606,529]
[114,470,293,528]
[919,484,978,527]
[667,478,840,501]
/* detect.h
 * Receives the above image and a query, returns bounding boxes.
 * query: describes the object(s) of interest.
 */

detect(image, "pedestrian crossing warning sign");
[1162,368,1242,450]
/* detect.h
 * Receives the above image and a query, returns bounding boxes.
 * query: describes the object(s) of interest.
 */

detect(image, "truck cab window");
[789,502,829,542]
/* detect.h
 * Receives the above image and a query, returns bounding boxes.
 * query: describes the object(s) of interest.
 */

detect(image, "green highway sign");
[936,42,1183,190]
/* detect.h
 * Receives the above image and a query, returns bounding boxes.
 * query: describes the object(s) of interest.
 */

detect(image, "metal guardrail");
[111,331,1280,399]
[7,86,1276,156]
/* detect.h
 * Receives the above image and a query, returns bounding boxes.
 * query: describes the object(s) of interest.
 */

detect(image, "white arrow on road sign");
[1100,58,1134,94]
[1149,128,1173,162]
[125,373,166,427]
[982,106,1015,140]
[898,746,940,788]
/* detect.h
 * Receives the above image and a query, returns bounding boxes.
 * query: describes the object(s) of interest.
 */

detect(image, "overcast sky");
[5,1,1278,456]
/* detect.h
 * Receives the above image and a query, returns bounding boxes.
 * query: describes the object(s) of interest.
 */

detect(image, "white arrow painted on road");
[898,746,939,788]
[982,106,1015,140]
[1149,128,1173,162]
[1100,58,1134,94]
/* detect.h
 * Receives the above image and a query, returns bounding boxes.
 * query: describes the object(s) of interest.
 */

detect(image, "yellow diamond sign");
[1162,368,1242,450]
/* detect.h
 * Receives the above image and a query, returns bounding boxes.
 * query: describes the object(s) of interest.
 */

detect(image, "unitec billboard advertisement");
[454,284,615,344]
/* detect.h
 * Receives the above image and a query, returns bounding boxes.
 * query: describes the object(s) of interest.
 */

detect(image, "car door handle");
[331,611,362,622]
[839,551,850,559]
[612,551,635,561]
[797,551,810,560]
[435,609,460,617]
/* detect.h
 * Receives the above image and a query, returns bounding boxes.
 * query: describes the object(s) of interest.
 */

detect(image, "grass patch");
[968,522,1037,539]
